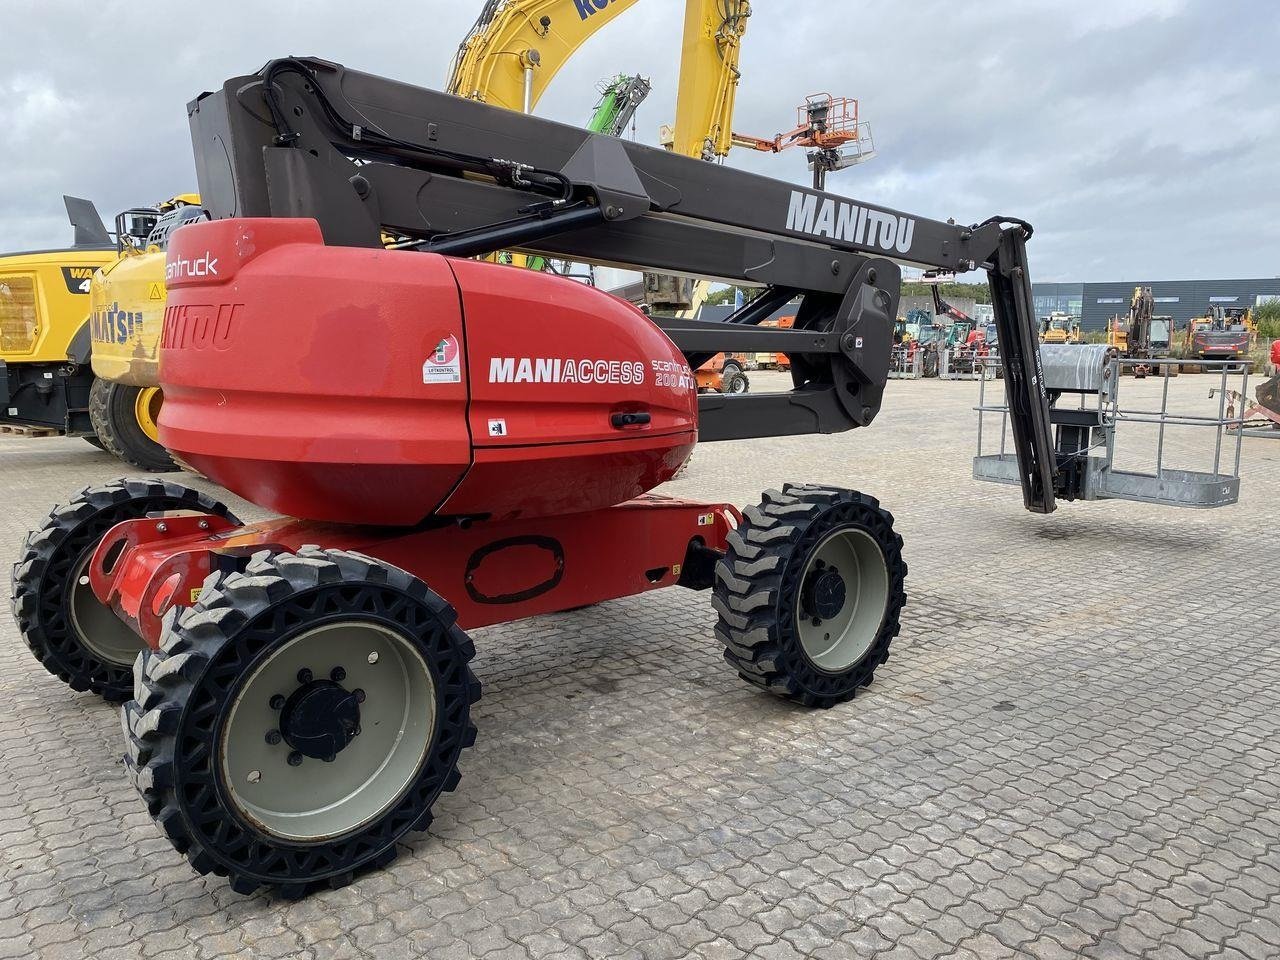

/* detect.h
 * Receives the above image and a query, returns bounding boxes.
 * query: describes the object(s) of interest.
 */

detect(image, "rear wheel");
[88,378,177,472]
[11,479,239,701]
[724,372,750,394]
[123,547,481,897]
[713,485,906,708]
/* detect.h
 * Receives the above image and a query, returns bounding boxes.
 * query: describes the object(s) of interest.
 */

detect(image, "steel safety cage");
[974,355,1251,509]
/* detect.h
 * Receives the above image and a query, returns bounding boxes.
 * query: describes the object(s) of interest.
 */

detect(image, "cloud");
[1,0,1275,282]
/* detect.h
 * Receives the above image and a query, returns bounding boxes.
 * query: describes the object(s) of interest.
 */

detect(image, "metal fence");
[888,346,923,379]
[940,347,995,381]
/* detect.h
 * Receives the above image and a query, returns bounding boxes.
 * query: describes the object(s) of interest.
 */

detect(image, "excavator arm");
[448,0,641,113]
[449,0,752,165]
[667,1,751,160]
[586,75,652,137]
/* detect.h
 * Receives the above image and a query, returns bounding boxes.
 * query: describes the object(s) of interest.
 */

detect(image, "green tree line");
[1255,300,1280,339]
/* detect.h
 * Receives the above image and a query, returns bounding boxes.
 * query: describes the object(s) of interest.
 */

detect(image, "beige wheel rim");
[796,528,890,672]
[220,621,437,841]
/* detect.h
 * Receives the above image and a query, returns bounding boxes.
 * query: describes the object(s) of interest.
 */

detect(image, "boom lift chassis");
[15,57,1066,897]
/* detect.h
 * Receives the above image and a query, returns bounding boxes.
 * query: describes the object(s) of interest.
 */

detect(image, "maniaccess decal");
[423,334,462,384]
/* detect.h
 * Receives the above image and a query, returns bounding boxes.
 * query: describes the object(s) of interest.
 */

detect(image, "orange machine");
[734,95,876,188]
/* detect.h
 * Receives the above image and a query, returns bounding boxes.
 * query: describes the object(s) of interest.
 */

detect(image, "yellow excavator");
[0,195,194,466]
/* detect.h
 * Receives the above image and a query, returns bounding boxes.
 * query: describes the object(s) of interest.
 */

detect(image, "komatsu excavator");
[15,54,1062,899]
[0,194,194,468]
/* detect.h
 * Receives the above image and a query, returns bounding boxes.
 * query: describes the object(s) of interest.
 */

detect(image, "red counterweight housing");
[159,219,698,526]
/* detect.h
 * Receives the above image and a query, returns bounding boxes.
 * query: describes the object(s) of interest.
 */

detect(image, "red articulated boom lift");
[11,57,1057,897]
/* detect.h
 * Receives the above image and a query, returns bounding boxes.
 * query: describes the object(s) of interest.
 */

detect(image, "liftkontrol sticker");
[423,335,462,384]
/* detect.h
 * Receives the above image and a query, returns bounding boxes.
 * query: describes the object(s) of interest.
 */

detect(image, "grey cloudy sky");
[2,0,1276,282]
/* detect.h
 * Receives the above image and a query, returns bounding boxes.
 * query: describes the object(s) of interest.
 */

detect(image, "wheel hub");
[278,679,361,761]
[804,567,847,621]
[795,527,891,673]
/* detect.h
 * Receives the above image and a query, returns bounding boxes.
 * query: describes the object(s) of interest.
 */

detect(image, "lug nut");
[287,751,303,767]
[367,651,380,664]
[247,770,261,783]
[269,694,286,710]
[297,668,313,684]
[353,689,366,703]
[331,666,346,682]
[265,729,282,745]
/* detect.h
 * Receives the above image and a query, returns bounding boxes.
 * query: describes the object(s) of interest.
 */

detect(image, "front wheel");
[724,371,750,394]
[123,547,481,897]
[713,485,906,708]
[11,479,240,701]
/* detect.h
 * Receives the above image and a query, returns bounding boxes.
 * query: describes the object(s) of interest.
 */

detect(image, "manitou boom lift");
[16,56,1062,898]
[181,57,1055,503]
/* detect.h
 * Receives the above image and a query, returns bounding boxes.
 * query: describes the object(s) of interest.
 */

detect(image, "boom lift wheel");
[724,371,750,395]
[123,547,481,896]
[713,485,906,708]
[11,479,240,701]
[88,378,178,472]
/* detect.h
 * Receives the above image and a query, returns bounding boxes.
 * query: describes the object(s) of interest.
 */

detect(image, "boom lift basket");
[974,347,1249,508]
[889,345,924,379]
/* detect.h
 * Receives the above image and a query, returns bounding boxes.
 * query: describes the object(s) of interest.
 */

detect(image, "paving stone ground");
[1,373,1277,959]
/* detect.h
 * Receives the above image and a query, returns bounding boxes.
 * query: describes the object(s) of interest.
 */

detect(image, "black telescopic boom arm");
[186,56,1056,513]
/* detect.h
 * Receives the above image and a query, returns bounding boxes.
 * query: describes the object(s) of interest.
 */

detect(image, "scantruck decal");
[785,189,916,255]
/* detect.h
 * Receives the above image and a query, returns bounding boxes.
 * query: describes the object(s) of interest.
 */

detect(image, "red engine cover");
[159,219,697,526]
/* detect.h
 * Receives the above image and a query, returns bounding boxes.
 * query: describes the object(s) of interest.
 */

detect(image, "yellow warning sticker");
[148,282,165,301]
[189,588,202,604]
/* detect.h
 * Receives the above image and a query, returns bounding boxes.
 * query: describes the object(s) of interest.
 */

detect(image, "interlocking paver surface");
[1,373,1277,959]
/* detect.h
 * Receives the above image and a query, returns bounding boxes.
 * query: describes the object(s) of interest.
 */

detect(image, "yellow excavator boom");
[448,0,642,113]
[450,0,752,164]
[669,1,750,160]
